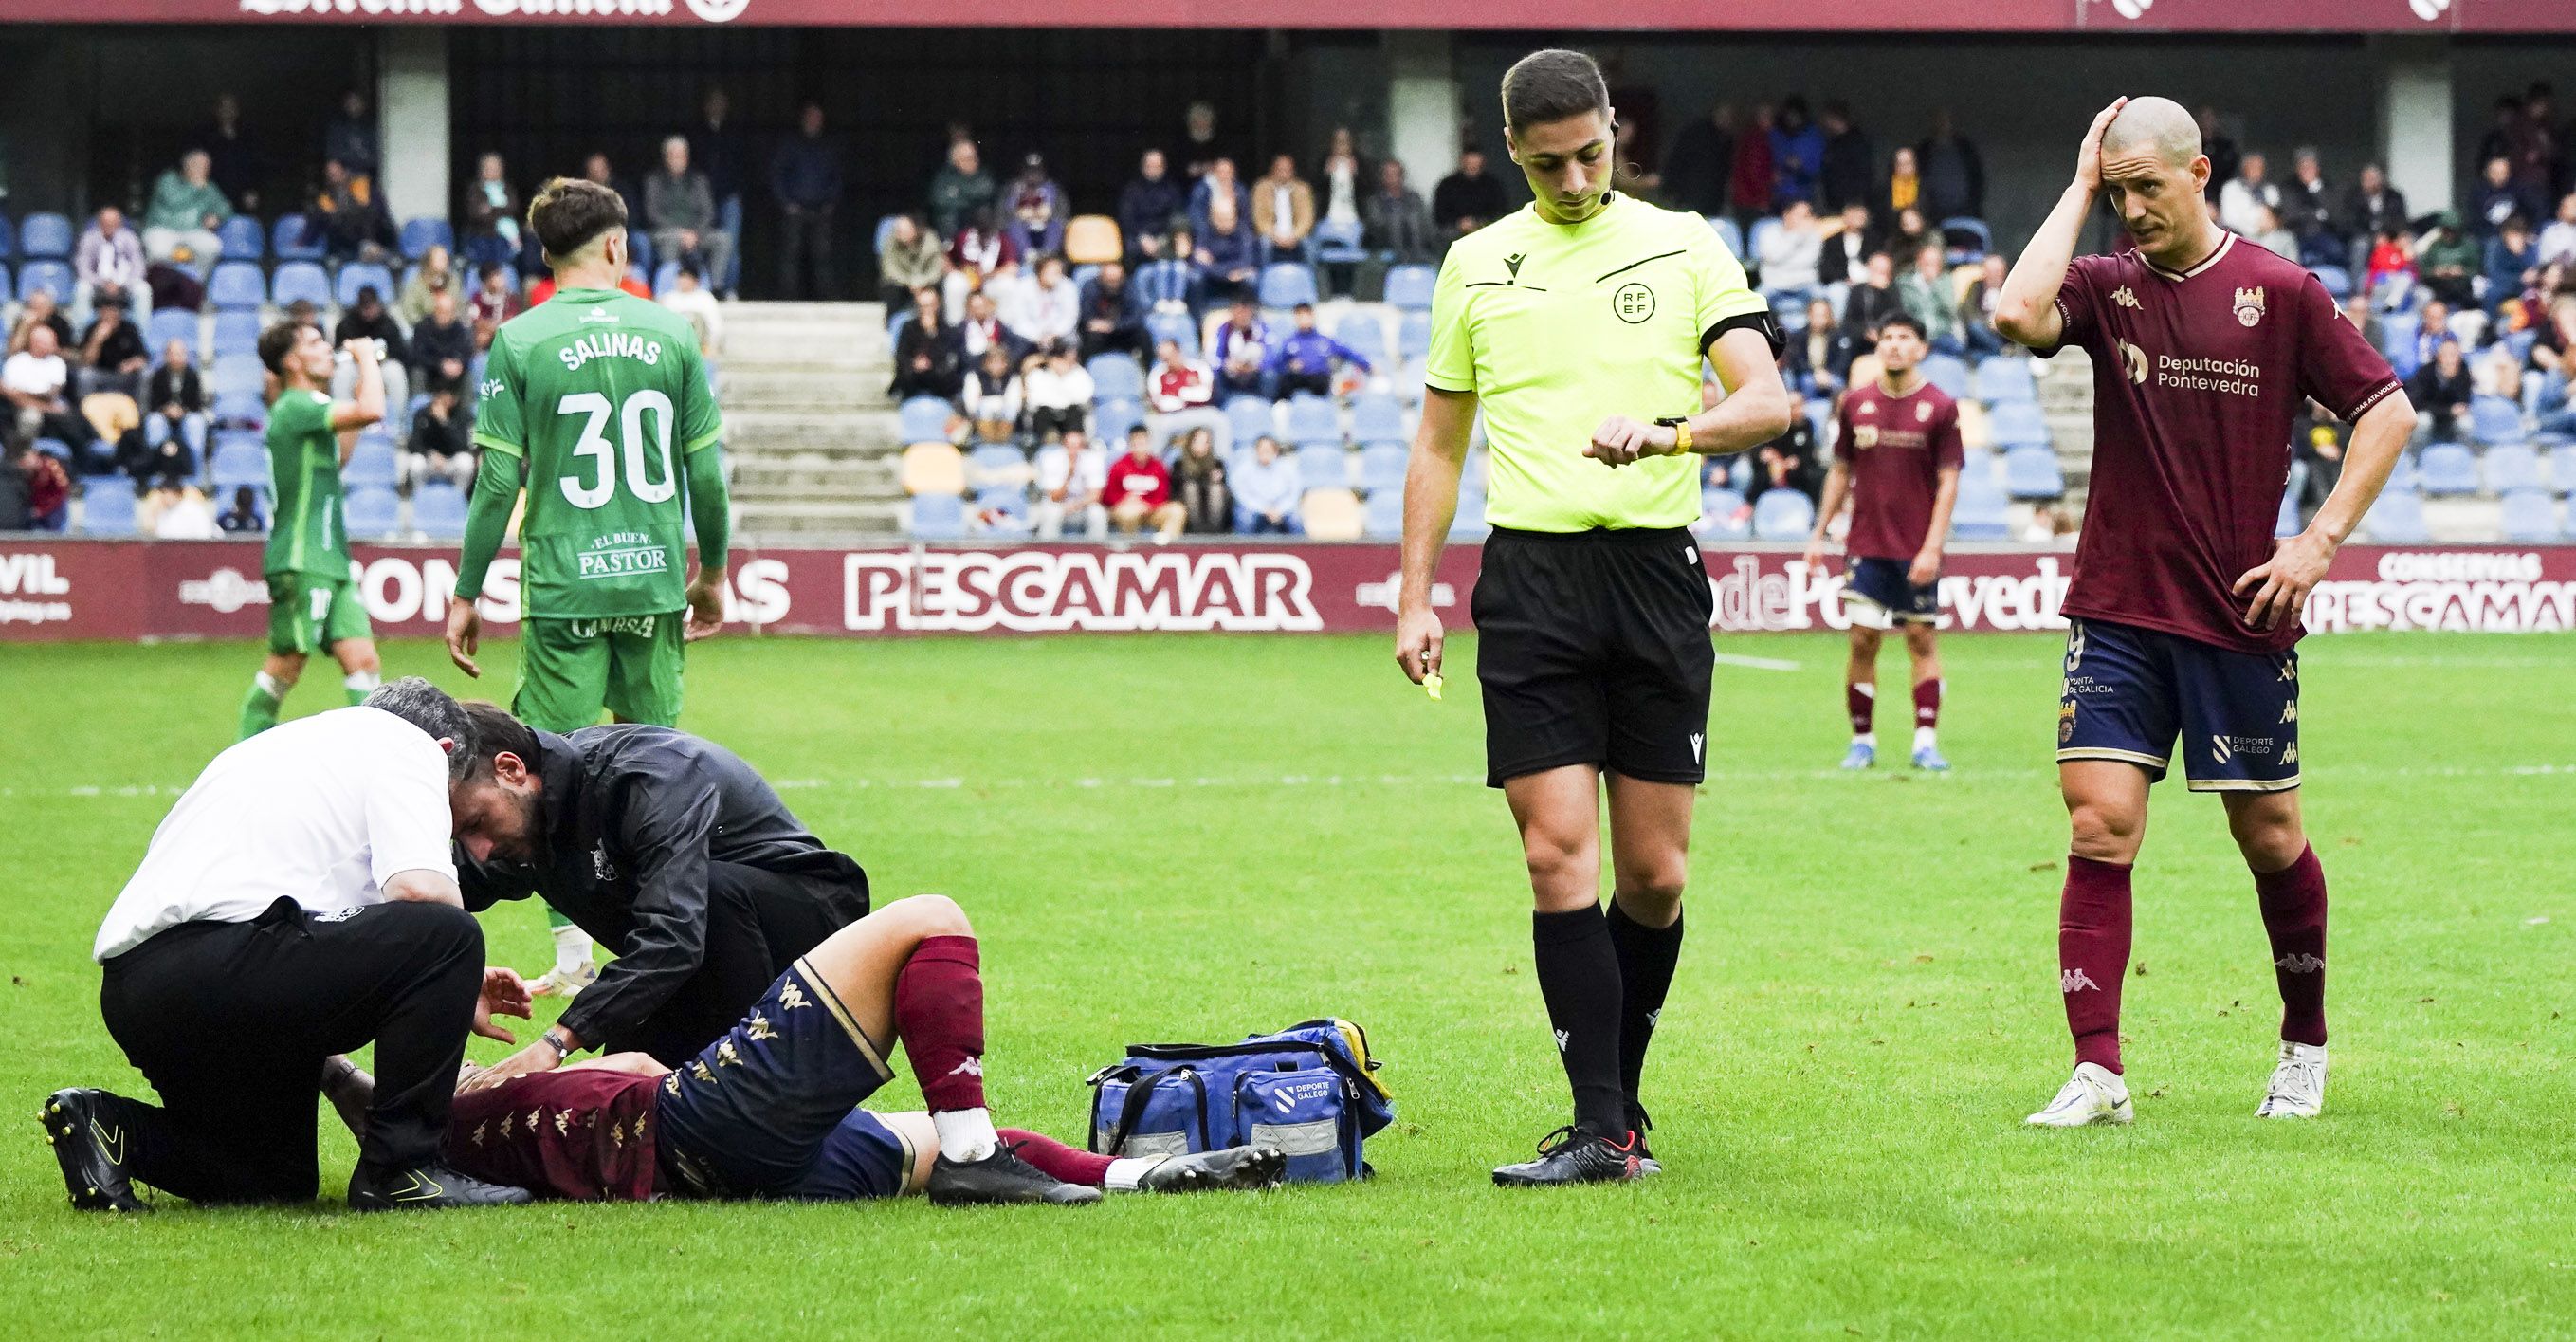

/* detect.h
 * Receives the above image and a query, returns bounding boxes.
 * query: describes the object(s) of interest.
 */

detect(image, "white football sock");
[1854,731,1876,748]
[1104,1156,1163,1192]
[1914,726,1937,751]
[343,670,380,694]
[932,1108,998,1163]
[552,923,594,976]
[253,671,286,701]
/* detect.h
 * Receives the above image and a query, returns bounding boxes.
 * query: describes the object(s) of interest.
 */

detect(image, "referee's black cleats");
[1491,1125,1646,1187]
[1626,1101,1665,1176]
[1141,1144,1288,1193]
[40,1088,148,1213]
[347,1160,535,1211]
[928,1146,1104,1206]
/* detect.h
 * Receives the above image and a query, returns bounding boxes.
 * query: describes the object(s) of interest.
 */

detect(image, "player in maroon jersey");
[1803,313,1965,772]
[1992,96,2412,1126]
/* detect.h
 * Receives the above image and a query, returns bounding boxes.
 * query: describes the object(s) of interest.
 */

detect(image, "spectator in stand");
[461,152,521,267]
[2364,229,2416,306]
[1137,227,1203,318]
[1823,203,1874,285]
[1317,128,1366,238]
[314,157,396,264]
[2471,156,2538,239]
[688,87,748,263]
[1265,302,1370,398]
[2343,163,2410,259]
[399,243,459,327]
[1433,148,1509,244]
[1189,157,1252,245]
[1174,426,1232,534]
[143,149,230,278]
[1960,252,2010,358]
[1104,424,1186,542]
[1756,199,1828,307]
[2390,298,2450,380]
[2535,298,2576,435]
[1003,154,1068,259]
[944,209,1022,321]
[1887,205,1932,263]
[204,93,260,213]
[877,212,947,315]
[1818,101,1874,215]
[1179,101,1230,180]
[325,88,379,183]
[584,150,638,216]
[2417,215,2481,308]
[1842,249,1906,342]
[2282,149,2336,263]
[2408,339,2473,440]
[2476,92,2536,198]
[1005,255,1081,350]
[1022,341,1094,442]
[1768,96,1825,210]
[405,382,478,491]
[2472,340,2524,402]
[1728,103,1777,229]
[1783,296,1850,397]
[145,339,205,459]
[124,360,199,489]
[957,289,1018,365]
[1120,149,1187,264]
[2249,203,2299,261]
[14,437,73,531]
[5,326,104,472]
[1208,296,1272,400]
[1076,262,1145,362]
[2219,151,2281,239]
[75,207,151,316]
[142,483,219,540]
[661,263,723,359]
[1661,102,1736,219]
[11,290,76,355]
[1362,159,1435,266]
[78,295,151,399]
[1146,337,1229,454]
[891,287,963,403]
[1745,407,1819,509]
[412,287,474,395]
[1877,144,1923,230]
[283,299,323,333]
[2195,105,2241,207]
[1252,154,1316,261]
[645,137,734,301]
[470,263,519,351]
[333,286,411,414]
[1233,435,1299,534]
[773,102,845,301]
[963,345,1023,444]
[1032,428,1107,539]
[1197,195,1261,306]
[217,484,264,534]
[1895,241,1963,355]
[2486,215,2539,315]
[928,138,997,239]
[1917,109,1984,223]
[2541,193,2576,268]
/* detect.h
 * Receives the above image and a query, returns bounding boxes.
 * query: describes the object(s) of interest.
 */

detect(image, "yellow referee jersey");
[1425,193,1767,532]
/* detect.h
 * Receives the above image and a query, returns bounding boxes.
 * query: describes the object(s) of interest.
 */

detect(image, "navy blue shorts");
[652,958,914,1200]
[1842,556,1939,628]
[2057,616,2302,792]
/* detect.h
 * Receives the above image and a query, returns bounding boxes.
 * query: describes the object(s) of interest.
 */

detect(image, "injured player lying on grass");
[343,894,1284,1205]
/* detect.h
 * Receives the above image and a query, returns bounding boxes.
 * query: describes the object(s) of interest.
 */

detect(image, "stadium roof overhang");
[4,0,2563,28]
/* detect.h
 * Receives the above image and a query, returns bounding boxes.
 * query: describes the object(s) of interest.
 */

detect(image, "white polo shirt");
[94,708,458,962]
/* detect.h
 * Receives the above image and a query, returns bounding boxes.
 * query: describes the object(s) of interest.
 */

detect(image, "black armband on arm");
[1703,310,1786,361]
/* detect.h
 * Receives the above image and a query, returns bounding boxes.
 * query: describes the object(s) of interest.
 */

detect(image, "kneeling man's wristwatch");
[542,1027,581,1058]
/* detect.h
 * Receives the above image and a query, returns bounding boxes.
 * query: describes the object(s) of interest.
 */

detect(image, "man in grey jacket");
[644,136,733,296]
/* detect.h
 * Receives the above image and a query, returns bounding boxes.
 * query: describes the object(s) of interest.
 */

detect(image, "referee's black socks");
[1605,899,1684,1110]
[1532,906,1627,1137]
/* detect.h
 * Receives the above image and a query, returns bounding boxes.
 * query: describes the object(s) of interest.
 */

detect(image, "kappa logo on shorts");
[313,907,365,923]
[2060,968,2101,994]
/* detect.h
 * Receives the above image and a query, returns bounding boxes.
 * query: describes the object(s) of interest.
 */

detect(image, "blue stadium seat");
[1450,488,1488,540]
[1285,395,1341,448]
[2004,446,2065,499]
[1093,397,1143,444]
[209,262,267,311]
[413,481,469,538]
[898,396,954,444]
[1988,399,2051,450]
[398,218,454,262]
[210,391,267,427]
[1257,263,1319,311]
[1087,355,1144,403]
[335,263,398,309]
[1295,444,1349,491]
[16,259,71,303]
[145,308,201,359]
[2364,487,2429,542]
[1361,487,1405,539]
[1398,310,1434,359]
[80,479,137,535]
[1349,392,1406,446]
[968,443,1029,476]
[2417,442,2479,496]
[1940,216,1992,265]
[2383,450,2421,495]
[269,214,327,262]
[342,486,401,537]
[1133,262,1196,313]
[2499,488,2561,542]
[2470,395,2525,445]
[1311,219,1369,267]
[1751,487,1817,541]
[0,214,13,258]
[1949,475,2012,540]
[975,485,1030,520]
[1226,396,1276,444]
[2375,310,2418,362]
[653,260,683,297]
[2484,443,2542,493]
[1382,265,1436,311]
[1972,358,2037,403]
[1143,310,1198,357]
[1920,354,1971,399]
[217,215,265,261]
[270,261,332,310]
[1334,313,1389,367]
[1357,443,1408,492]
[2547,447,2575,497]
[2276,481,2304,539]
[211,309,263,358]
[1775,300,1810,338]
[32,437,71,464]
[2310,265,2353,300]
[343,435,400,489]
[909,491,966,540]
[1699,487,1750,540]
[1746,217,1783,267]
[1707,216,1744,259]
[0,265,11,303]
[210,355,265,400]
[18,212,72,258]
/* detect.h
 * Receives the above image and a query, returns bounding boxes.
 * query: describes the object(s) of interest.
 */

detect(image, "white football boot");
[2024,1061,2135,1127]
[2255,1041,2328,1119]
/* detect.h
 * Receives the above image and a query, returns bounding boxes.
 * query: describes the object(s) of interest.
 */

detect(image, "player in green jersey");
[236,323,388,739]
[445,176,733,996]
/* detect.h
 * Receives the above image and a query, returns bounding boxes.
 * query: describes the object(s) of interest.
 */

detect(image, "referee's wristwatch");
[542,1027,582,1059]
[1653,416,1693,453]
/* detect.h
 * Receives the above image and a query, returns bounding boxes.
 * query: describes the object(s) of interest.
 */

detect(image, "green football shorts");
[513,613,686,732]
[265,571,373,656]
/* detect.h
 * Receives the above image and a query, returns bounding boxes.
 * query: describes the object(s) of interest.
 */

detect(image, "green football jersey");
[263,387,349,579]
[473,286,723,619]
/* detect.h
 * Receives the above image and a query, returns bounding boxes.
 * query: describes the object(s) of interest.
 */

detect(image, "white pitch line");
[1714,653,1803,671]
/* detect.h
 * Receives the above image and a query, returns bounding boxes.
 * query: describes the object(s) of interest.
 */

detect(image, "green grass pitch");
[1,630,2570,1337]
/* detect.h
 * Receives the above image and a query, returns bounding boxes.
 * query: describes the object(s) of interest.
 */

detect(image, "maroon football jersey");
[2037,232,2399,652]
[445,1067,662,1202]
[1835,377,1965,561]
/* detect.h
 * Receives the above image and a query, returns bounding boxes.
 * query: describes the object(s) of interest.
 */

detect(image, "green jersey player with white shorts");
[446,176,732,994]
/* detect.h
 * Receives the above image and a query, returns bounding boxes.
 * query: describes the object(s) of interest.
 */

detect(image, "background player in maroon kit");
[1804,313,1964,773]
[1993,96,2412,1126]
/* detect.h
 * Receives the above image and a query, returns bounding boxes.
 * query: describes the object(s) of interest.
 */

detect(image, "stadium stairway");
[719,302,906,539]
[2036,345,2097,515]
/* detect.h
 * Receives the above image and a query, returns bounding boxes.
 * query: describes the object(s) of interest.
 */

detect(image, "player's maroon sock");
[996,1128,1114,1186]
[2254,844,2329,1047]
[893,935,987,1112]
[1847,682,1875,735]
[1912,677,1942,728]
[2058,855,2133,1074]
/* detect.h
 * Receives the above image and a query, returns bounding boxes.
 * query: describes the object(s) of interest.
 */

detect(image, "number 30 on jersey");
[556,390,678,508]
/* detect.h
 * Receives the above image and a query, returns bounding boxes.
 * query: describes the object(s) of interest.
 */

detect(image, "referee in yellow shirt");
[1396,48,1793,1186]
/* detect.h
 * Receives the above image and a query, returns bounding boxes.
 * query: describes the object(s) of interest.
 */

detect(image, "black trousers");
[603,856,870,1067]
[778,208,835,300]
[96,898,484,1203]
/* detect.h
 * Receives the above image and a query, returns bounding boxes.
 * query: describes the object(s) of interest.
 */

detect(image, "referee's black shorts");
[1471,525,1715,789]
